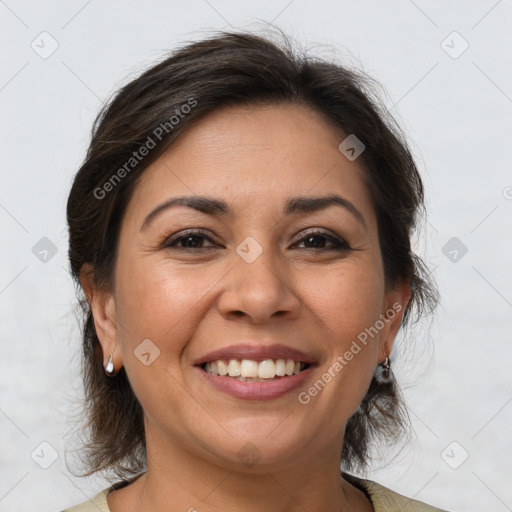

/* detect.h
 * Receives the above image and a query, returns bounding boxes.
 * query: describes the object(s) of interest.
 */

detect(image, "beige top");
[61,473,449,511]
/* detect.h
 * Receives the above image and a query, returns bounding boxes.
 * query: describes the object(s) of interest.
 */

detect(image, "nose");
[217,246,301,324]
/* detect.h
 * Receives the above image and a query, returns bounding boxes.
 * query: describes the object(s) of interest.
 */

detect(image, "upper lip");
[193,343,317,365]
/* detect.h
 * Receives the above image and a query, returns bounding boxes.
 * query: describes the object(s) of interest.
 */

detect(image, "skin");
[82,103,410,512]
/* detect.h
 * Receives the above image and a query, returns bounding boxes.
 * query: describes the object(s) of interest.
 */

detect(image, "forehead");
[126,103,375,223]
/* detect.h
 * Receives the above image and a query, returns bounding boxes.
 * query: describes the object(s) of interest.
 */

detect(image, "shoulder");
[62,473,451,512]
[362,479,450,511]
[59,487,112,512]
[344,472,451,512]
[59,473,143,512]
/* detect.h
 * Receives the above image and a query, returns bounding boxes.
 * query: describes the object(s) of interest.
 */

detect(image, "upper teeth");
[204,359,305,379]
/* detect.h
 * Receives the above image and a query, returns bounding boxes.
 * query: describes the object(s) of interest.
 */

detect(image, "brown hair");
[66,29,438,478]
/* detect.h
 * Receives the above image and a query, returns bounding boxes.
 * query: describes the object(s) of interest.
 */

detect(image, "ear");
[378,281,411,362]
[80,263,121,372]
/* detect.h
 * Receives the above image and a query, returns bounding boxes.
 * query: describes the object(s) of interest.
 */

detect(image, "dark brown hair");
[66,29,438,479]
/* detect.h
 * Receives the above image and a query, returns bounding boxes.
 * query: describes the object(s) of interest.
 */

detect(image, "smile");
[202,358,309,381]
[197,361,317,400]
[194,343,317,400]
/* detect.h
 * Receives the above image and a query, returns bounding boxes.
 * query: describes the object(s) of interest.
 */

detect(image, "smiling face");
[87,102,408,473]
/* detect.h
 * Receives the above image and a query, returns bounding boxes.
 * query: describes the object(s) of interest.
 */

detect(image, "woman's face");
[92,103,407,471]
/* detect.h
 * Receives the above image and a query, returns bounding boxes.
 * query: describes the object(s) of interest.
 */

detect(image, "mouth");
[200,358,311,382]
[193,344,317,400]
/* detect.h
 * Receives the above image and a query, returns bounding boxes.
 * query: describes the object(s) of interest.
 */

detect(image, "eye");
[292,229,351,251]
[161,229,218,250]
[161,228,351,252]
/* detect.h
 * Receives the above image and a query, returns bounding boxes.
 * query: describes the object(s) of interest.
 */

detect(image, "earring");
[374,355,392,383]
[105,352,116,377]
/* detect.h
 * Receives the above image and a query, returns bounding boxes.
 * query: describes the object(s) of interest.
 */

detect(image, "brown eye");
[162,230,217,250]
[293,230,351,251]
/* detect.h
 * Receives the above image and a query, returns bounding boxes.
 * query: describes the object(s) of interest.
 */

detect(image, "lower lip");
[197,365,315,400]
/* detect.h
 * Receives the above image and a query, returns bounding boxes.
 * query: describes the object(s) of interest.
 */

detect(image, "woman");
[63,30,446,511]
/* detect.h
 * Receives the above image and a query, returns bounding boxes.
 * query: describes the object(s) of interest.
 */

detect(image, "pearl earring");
[105,352,116,376]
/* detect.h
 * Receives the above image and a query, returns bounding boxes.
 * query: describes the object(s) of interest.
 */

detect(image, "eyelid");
[161,228,218,248]
[291,228,350,249]
[161,227,350,251]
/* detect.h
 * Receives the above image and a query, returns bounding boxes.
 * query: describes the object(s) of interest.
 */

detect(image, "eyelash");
[161,228,351,252]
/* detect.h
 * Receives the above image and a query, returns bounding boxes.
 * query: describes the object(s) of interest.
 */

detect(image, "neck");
[114,428,373,512]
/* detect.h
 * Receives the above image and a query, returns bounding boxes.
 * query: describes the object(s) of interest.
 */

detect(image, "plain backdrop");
[1,1,511,511]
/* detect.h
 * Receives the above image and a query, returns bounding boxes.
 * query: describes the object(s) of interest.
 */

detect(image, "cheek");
[305,261,384,345]
[113,256,222,366]
[112,258,218,418]
[302,264,384,409]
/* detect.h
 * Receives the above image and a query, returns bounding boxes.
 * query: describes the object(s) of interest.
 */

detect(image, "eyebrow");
[140,194,367,231]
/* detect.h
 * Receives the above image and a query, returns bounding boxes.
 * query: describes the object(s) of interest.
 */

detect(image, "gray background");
[1,1,511,511]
